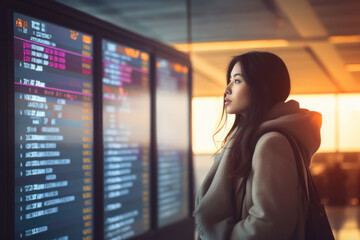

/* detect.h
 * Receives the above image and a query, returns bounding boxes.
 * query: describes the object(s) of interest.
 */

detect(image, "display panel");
[156,58,189,227]
[102,39,151,240]
[14,12,94,240]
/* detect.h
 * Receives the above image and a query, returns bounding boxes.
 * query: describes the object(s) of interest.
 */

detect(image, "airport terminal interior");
[1,0,360,239]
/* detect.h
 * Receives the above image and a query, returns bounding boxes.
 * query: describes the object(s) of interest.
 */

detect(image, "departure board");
[14,13,94,240]
[156,58,189,227]
[102,39,151,240]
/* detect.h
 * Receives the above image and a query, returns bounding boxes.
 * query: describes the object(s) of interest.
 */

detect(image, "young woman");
[193,51,322,240]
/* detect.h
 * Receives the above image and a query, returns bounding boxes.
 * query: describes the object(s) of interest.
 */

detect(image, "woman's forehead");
[231,62,243,76]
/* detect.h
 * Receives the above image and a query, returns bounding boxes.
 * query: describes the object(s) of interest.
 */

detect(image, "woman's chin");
[225,106,234,114]
[226,110,235,114]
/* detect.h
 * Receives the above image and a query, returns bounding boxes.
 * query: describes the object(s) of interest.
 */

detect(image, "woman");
[193,51,322,240]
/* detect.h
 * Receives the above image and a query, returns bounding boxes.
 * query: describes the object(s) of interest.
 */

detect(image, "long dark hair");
[213,51,291,181]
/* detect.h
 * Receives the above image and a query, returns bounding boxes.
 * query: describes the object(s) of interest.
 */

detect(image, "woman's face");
[224,61,251,115]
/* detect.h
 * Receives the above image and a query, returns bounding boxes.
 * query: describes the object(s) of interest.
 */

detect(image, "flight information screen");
[102,39,151,240]
[14,13,94,240]
[156,58,189,227]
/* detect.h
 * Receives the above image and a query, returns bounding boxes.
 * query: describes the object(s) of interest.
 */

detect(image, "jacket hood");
[256,99,322,167]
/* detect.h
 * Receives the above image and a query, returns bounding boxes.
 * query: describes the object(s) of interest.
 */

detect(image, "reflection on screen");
[102,39,151,240]
[156,58,189,227]
[14,13,94,240]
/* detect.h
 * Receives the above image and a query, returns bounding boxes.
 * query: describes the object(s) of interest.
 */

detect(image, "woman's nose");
[224,85,231,95]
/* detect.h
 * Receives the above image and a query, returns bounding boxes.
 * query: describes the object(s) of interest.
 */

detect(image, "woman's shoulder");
[255,131,291,148]
[252,131,294,164]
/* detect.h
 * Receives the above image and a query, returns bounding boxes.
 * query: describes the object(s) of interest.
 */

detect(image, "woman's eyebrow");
[233,73,243,78]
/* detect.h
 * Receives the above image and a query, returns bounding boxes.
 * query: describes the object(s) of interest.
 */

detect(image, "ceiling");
[56,0,360,97]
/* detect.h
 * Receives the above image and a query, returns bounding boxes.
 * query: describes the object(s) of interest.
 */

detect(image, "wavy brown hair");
[213,51,291,181]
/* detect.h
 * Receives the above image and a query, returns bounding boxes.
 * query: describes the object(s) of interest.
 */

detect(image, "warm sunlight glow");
[339,94,360,152]
[192,97,234,154]
[192,94,360,154]
[174,40,289,52]
[289,95,336,152]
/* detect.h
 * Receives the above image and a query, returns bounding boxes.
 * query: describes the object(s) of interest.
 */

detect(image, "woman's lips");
[225,100,231,105]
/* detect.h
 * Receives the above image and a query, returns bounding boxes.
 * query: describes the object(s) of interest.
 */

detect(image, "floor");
[326,205,360,239]
[193,154,360,240]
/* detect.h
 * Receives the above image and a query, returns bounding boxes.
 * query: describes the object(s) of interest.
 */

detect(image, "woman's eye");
[234,79,241,84]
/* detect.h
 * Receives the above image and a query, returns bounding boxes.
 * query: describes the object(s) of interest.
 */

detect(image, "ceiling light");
[173,39,289,52]
[328,35,360,44]
[346,64,360,72]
